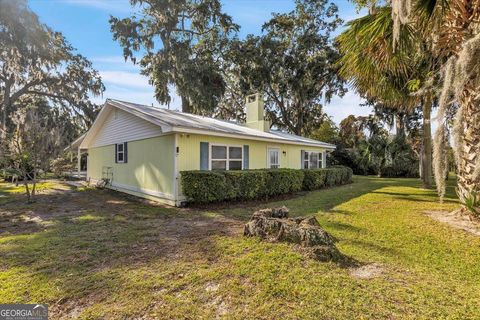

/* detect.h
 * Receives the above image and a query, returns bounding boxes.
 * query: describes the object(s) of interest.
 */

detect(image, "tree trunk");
[422,101,433,189]
[455,84,480,212]
[1,101,6,138]
[32,170,37,198]
[1,85,11,139]
[181,96,192,113]
[419,152,424,179]
[294,102,303,136]
[395,113,404,136]
[24,181,31,202]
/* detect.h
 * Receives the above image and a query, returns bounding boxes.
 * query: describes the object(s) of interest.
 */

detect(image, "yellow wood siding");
[87,134,175,199]
[176,133,326,171]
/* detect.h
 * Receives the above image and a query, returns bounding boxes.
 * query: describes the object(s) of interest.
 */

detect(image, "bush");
[302,169,327,190]
[331,134,420,178]
[380,165,419,178]
[181,166,352,204]
[180,171,227,203]
[324,166,353,187]
[330,146,375,175]
[50,156,75,178]
[263,169,304,196]
[224,170,266,200]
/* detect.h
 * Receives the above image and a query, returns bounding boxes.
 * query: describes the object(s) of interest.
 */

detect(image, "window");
[303,151,323,169]
[268,148,280,169]
[228,146,243,170]
[116,142,127,163]
[210,145,243,170]
[211,145,227,170]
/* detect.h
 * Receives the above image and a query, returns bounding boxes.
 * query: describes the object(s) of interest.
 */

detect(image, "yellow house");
[77,94,335,206]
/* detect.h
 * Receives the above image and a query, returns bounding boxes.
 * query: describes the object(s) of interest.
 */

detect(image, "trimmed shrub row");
[181,166,353,204]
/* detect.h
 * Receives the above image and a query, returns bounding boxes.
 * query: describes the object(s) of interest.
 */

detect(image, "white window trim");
[267,147,280,169]
[303,150,323,169]
[116,143,125,163]
[209,144,243,170]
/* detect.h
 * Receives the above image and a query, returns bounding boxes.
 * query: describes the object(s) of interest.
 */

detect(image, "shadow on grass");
[370,190,458,204]
[323,220,364,233]
[218,176,410,220]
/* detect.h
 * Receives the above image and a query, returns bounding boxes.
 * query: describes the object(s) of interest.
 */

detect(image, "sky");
[29,0,370,125]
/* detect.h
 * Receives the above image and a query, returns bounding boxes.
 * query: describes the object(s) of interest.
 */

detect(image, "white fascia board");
[79,104,112,149]
[171,126,336,150]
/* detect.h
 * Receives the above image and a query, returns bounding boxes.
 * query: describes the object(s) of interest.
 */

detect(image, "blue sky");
[29,0,369,124]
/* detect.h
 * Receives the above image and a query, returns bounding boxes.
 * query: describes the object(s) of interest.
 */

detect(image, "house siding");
[176,133,327,199]
[87,134,176,204]
[176,133,326,171]
[90,108,164,148]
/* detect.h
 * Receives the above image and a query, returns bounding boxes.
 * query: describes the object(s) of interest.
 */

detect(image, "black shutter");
[124,142,128,163]
[301,150,305,169]
[243,145,249,169]
[200,142,209,170]
[115,144,118,163]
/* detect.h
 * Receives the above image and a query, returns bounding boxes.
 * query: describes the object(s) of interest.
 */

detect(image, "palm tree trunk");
[422,100,433,189]
[455,84,480,211]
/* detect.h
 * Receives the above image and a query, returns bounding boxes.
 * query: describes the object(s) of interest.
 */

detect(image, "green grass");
[0,176,479,319]
[0,181,55,194]
[0,181,57,206]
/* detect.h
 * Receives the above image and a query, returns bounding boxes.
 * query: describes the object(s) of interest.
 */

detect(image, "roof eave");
[63,132,87,152]
[171,126,336,149]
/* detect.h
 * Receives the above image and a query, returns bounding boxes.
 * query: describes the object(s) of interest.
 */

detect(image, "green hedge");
[224,170,266,200]
[181,166,353,204]
[264,169,304,196]
[180,171,227,203]
[302,169,327,191]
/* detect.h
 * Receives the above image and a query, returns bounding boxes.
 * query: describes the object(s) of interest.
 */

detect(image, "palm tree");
[391,0,480,215]
[336,6,436,188]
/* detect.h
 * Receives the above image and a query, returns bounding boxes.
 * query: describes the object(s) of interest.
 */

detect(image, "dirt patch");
[205,282,220,292]
[1,180,246,318]
[424,210,480,237]
[350,263,384,279]
[0,180,244,257]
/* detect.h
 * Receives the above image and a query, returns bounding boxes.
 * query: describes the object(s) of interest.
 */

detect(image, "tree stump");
[244,206,341,261]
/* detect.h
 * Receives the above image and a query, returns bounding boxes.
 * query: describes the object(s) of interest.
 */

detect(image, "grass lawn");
[1,176,479,319]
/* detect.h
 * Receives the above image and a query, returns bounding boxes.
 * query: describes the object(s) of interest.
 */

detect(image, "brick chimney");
[245,93,271,132]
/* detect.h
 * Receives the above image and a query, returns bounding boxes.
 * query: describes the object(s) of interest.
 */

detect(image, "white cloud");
[90,56,142,74]
[100,71,151,89]
[91,90,157,106]
[92,56,131,64]
[324,91,370,125]
[93,71,182,110]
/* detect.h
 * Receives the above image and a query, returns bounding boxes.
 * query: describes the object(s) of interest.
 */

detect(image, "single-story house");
[76,94,335,206]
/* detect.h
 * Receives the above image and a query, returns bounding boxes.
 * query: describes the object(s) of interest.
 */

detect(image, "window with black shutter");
[116,142,127,163]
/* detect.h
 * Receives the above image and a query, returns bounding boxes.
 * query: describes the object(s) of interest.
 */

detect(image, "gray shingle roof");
[107,99,336,149]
